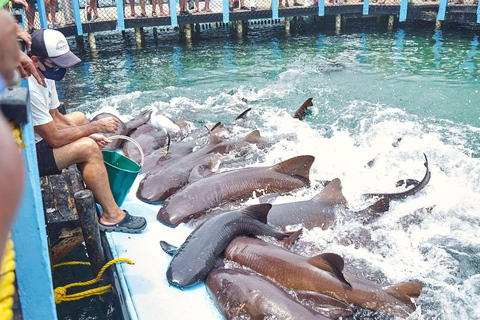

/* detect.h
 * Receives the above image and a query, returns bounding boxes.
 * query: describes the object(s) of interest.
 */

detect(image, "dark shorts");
[36,140,61,177]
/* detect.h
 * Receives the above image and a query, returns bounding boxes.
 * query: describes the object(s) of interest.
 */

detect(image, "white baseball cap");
[30,29,81,68]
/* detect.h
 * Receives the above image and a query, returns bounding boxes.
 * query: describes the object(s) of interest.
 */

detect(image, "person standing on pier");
[27,29,147,233]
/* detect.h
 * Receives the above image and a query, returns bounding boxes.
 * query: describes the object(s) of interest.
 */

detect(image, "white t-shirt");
[28,77,60,143]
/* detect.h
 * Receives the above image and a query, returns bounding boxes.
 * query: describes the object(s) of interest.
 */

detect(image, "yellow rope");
[53,258,133,304]
[0,234,16,320]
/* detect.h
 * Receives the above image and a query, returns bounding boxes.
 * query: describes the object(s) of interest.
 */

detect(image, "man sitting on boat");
[27,29,146,234]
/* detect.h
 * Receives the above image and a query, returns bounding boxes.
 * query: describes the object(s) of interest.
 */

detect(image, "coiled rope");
[0,234,16,320]
[53,258,133,304]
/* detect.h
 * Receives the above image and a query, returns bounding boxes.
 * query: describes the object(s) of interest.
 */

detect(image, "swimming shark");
[159,204,290,288]
[224,237,423,318]
[137,129,266,203]
[267,178,390,230]
[206,268,351,320]
[157,155,315,227]
[363,154,431,200]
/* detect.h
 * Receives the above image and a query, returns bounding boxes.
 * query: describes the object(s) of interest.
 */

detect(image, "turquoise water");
[59,22,480,319]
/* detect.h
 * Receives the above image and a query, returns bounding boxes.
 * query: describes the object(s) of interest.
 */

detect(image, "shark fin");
[160,241,178,256]
[383,281,423,310]
[293,98,314,120]
[243,130,264,144]
[280,229,302,248]
[188,163,213,183]
[311,178,348,206]
[235,107,252,121]
[357,197,390,225]
[307,253,352,288]
[272,155,315,180]
[241,204,272,224]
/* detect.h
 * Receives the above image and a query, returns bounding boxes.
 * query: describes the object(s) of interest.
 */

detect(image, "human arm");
[35,111,119,148]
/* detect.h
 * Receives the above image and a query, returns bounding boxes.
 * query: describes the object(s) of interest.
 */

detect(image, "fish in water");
[160,204,289,288]
[91,109,152,150]
[293,98,314,120]
[206,268,351,320]
[363,153,431,200]
[157,155,315,227]
[267,178,390,230]
[224,237,423,318]
[137,129,266,203]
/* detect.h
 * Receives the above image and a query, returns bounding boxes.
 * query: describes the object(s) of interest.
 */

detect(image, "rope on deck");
[0,234,16,320]
[53,258,133,304]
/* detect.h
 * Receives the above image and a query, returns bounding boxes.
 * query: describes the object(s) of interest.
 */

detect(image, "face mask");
[39,63,67,81]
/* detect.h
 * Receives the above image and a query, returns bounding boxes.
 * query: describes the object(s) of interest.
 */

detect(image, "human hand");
[16,24,31,51]
[89,133,111,149]
[12,0,29,11]
[17,51,45,86]
[95,117,120,133]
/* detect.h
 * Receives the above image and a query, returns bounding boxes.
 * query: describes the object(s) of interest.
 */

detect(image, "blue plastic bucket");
[102,135,144,207]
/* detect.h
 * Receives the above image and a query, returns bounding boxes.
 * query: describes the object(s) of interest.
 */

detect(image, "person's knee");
[77,137,102,160]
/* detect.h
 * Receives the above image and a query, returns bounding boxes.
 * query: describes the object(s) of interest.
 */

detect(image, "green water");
[56,22,480,319]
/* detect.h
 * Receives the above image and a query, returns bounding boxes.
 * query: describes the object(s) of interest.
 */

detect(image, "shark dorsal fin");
[307,253,351,288]
[293,98,313,120]
[241,204,272,224]
[272,155,315,180]
[383,281,423,310]
[235,107,252,121]
[207,124,229,145]
[160,240,178,256]
[243,130,264,144]
[188,163,213,183]
[311,178,348,206]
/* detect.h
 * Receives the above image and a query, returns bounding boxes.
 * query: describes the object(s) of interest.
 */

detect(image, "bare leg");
[194,0,199,11]
[139,0,146,15]
[202,0,210,10]
[53,137,126,225]
[130,0,136,15]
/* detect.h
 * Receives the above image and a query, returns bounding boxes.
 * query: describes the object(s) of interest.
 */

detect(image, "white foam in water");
[101,80,480,320]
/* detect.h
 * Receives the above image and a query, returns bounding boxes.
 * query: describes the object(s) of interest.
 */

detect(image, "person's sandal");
[98,211,147,234]
[152,11,157,17]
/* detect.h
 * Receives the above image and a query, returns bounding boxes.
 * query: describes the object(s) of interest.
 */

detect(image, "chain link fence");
[17,0,480,33]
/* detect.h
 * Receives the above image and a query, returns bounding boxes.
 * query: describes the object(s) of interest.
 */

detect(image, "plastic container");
[102,135,144,207]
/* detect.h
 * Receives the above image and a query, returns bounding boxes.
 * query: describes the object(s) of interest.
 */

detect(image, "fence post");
[363,0,369,15]
[399,0,408,22]
[437,0,447,21]
[272,0,279,19]
[116,0,125,30]
[36,0,48,28]
[72,0,84,35]
[223,0,229,23]
[318,0,324,16]
[170,0,178,26]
